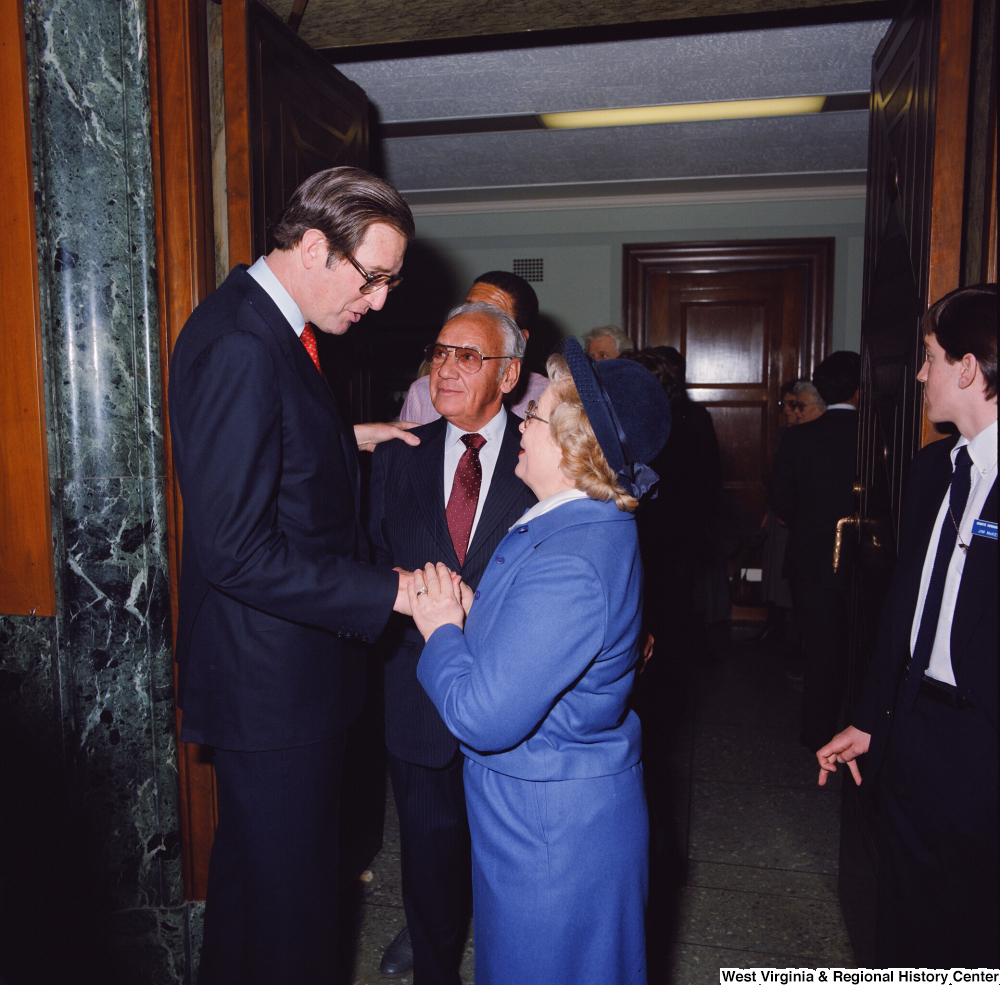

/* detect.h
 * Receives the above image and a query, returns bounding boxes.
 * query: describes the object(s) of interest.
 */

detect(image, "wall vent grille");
[513,258,543,282]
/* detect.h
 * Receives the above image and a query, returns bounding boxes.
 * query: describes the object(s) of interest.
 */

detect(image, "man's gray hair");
[445,302,526,360]
[793,379,826,411]
[583,324,634,355]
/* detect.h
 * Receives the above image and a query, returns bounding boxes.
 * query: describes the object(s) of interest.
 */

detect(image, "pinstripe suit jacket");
[369,413,536,767]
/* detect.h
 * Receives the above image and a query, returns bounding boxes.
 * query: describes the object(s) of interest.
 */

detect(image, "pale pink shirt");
[398,371,549,425]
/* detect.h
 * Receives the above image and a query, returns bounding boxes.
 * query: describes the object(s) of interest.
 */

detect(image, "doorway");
[623,239,834,524]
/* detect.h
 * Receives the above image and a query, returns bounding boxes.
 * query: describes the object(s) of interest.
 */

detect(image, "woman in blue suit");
[409,339,671,985]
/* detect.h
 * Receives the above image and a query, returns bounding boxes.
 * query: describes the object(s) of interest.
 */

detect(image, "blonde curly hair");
[545,354,638,513]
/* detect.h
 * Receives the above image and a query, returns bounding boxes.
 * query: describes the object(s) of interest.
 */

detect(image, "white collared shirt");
[514,488,589,527]
[247,256,306,337]
[444,406,508,546]
[911,419,998,684]
[826,403,858,411]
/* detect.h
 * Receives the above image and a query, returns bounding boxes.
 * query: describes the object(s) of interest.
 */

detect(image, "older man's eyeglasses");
[345,253,403,295]
[523,400,549,425]
[423,343,508,375]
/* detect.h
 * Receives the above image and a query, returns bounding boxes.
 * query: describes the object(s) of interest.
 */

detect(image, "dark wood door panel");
[247,0,368,260]
[625,250,828,526]
[705,402,770,520]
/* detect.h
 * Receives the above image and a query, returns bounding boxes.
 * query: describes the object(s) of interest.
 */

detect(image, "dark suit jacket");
[769,408,859,590]
[168,265,398,751]
[853,435,997,780]
[368,413,536,767]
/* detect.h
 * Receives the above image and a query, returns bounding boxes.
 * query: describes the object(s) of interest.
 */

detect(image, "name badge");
[972,519,998,540]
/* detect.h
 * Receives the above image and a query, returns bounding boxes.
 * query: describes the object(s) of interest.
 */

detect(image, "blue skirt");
[464,759,648,985]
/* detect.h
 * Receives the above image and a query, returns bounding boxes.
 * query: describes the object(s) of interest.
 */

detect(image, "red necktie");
[301,323,322,374]
[446,433,487,566]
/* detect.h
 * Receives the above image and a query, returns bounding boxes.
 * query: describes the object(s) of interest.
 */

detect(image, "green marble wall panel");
[28,0,164,483]
[61,476,180,909]
[10,0,191,980]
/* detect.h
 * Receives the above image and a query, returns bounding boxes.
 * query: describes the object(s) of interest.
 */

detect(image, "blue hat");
[556,338,671,499]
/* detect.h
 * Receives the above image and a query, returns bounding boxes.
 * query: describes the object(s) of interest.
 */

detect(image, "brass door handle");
[833,515,859,573]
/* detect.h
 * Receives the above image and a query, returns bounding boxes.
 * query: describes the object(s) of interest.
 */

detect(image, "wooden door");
[840,0,975,964]
[624,240,833,524]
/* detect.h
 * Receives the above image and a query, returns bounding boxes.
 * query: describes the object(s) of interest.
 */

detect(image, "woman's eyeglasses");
[523,400,549,425]
[423,343,509,375]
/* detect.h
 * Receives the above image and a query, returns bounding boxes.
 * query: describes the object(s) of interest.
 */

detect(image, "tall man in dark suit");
[818,285,997,968]
[168,167,420,985]
[369,302,537,983]
[770,350,861,751]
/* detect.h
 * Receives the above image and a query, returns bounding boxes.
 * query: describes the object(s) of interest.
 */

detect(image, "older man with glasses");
[368,301,537,982]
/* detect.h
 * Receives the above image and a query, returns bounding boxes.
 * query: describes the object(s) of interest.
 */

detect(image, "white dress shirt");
[444,406,508,546]
[911,419,998,684]
[247,256,305,337]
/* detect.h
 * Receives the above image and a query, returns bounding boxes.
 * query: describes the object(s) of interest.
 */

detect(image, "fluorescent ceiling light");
[540,96,827,130]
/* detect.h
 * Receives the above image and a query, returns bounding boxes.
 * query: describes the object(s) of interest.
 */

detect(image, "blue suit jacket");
[853,434,998,779]
[369,413,536,767]
[168,265,398,751]
[418,497,644,780]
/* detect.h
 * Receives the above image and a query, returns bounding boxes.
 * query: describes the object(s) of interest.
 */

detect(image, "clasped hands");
[393,564,474,641]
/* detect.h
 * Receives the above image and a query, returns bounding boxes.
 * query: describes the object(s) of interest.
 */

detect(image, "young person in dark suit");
[818,284,997,969]
[770,350,861,750]
[168,167,421,985]
[368,302,537,983]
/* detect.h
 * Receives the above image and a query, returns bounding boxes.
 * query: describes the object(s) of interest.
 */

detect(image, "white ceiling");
[329,19,890,202]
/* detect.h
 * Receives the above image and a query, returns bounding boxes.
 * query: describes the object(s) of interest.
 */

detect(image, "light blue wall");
[410,194,867,352]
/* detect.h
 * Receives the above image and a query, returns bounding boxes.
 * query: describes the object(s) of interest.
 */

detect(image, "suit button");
[517,526,528,533]
[496,556,505,564]
[474,590,481,600]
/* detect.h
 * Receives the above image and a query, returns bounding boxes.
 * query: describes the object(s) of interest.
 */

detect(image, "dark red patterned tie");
[301,323,322,374]
[446,433,487,566]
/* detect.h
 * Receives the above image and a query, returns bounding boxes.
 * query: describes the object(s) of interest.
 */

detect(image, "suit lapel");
[409,419,460,568]
[950,478,997,670]
[465,414,532,565]
[242,273,360,505]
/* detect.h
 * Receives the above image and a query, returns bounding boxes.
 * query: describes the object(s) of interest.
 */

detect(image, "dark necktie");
[902,445,973,710]
[446,433,487,566]
[301,323,322,374]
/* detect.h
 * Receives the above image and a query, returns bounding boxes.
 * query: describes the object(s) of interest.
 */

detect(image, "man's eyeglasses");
[523,400,549,425]
[423,343,509,375]
[779,399,805,412]
[345,253,403,295]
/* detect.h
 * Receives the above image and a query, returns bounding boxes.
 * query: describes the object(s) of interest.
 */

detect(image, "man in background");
[583,324,634,361]
[790,379,826,424]
[399,271,547,423]
[770,350,861,750]
[818,285,996,968]
[370,302,537,982]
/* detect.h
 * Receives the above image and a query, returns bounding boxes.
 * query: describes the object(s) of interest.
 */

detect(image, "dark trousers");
[792,581,847,749]
[877,686,999,968]
[198,733,346,985]
[388,751,471,985]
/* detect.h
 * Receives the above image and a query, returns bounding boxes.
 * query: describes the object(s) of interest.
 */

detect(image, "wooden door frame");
[148,0,218,901]
[623,238,835,379]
